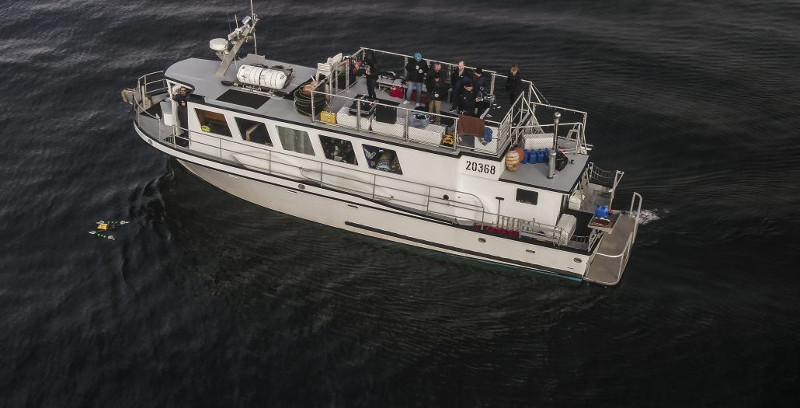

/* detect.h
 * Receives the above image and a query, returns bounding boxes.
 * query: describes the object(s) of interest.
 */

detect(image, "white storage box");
[554,214,577,245]
[523,133,553,150]
[337,106,369,130]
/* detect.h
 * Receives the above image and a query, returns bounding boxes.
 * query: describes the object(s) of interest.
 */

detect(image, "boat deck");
[584,214,637,285]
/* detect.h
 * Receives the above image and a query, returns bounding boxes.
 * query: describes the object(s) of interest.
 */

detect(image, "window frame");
[515,188,539,205]
[276,125,315,156]
[234,117,273,146]
[362,144,403,175]
[319,135,358,165]
[194,108,232,137]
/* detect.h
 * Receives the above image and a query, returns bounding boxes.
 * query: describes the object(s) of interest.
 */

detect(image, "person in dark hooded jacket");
[363,50,379,99]
[404,52,429,106]
[505,64,522,104]
[458,80,478,117]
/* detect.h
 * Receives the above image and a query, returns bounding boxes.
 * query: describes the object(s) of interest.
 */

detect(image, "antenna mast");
[251,0,258,55]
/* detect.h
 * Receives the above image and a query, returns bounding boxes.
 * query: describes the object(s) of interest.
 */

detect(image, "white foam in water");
[634,209,661,225]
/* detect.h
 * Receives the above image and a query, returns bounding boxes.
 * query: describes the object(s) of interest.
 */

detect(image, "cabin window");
[319,135,357,165]
[516,189,539,205]
[235,117,272,145]
[276,126,314,155]
[195,109,232,137]
[363,144,402,175]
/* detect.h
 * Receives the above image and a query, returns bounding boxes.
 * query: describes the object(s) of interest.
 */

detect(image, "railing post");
[426,185,431,212]
[311,88,317,123]
[453,117,459,149]
[356,97,361,131]
[403,108,409,139]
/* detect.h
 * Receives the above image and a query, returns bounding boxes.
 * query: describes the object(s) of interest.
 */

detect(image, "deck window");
[516,189,539,205]
[235,117,272,145]
[195,109,231,137]
[319,135,357,165]
[276,126,314,155]
[363,144,402,175]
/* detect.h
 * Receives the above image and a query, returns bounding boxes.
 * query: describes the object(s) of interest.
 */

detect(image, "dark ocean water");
[1,0,799,406]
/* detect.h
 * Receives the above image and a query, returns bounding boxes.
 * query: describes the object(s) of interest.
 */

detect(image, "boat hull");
[135,121,591,281]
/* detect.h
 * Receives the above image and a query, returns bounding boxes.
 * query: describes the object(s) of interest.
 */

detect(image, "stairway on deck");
[584,215,637,285]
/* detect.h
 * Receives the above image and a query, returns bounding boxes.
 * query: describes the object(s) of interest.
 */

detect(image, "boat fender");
[483,127,493,143]
[505,150,520,171]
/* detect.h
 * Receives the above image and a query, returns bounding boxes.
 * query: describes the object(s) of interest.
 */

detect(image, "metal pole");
[250,0,257,55]
[548,112,560,179]
[495,196,504,225]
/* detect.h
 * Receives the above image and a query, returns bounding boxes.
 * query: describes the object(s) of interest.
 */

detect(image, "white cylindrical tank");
[236,65,288,89]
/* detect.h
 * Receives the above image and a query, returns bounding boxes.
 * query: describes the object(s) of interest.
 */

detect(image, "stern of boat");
[584,192,643,285]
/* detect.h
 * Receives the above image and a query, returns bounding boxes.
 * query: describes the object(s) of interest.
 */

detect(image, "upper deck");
[163,47,593,193]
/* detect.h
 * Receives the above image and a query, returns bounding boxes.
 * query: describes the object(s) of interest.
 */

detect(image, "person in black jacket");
[506,64,522,104]
[172,86,190,134]
[404,52,429,106]
[428,72,450,123]
[449,60,472,112]
[363,50,379,100]
[471,68,489,114]
[458,80,478,117]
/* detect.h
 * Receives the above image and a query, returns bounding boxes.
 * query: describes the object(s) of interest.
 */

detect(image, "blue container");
[537,149,546,163]
[595,205,609,219]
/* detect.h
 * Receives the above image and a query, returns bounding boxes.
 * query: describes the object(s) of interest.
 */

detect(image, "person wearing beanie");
[428,72,450,123]
[404,52,429,107]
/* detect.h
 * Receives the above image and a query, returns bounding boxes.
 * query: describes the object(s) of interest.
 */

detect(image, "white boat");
[122,11,643,285]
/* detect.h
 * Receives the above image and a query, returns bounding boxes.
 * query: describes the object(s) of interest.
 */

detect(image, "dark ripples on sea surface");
[1,0,799,406]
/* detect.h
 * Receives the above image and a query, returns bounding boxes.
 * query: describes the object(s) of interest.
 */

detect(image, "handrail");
[629,192,643,240]
[135,108,589,248]
[350,47,548,104]
[310,91,512,156]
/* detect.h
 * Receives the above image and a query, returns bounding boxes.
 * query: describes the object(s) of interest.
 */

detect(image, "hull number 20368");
[466,160,496,175]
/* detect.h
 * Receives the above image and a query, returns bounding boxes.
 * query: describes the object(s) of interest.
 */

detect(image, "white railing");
[133,105,589,249]
[308,90,513,156]
[584,192,644,282]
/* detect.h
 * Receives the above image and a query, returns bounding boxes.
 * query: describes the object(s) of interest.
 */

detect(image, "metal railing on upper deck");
[353,48,548,105]
[311,49,596,158]
[307,89,513,156]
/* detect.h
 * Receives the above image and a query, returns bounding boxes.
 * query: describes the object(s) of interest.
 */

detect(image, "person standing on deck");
[404,52,429,107]
[426,62,445,93]
[450,61,472,112]
[506,64,522,104]
[458,80,478,117]
[363,50,379,100]
[471,68,489,114]
[172,86,190,135]
[428,72,450,124]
